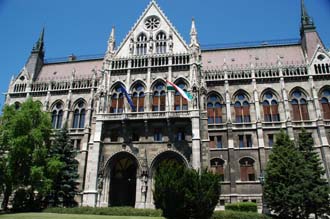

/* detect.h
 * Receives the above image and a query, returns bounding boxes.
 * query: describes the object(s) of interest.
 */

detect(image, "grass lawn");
[0,213,164,219]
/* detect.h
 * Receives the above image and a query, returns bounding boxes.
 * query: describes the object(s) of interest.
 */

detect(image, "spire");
[106,26,116,54]
[33,27,45,53]
[190,18,199,47]
[300,0,315,35]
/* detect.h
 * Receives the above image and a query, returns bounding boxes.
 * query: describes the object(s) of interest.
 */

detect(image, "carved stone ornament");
[144,16,160,31]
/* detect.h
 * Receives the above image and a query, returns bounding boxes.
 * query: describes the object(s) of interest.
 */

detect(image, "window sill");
[235,147,258,150]
[210,148,227,151]
[236,181,261,184]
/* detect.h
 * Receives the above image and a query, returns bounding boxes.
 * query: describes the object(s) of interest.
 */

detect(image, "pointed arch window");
[239,157,255,181]
[207,94,223,124]
[156,32,166,54]
[262,92,280,122]
[234,93,250,123]
[320,89,330,119]
[73,101,86,128]
[174,82,188,111]
[110,85,124,113]
[136,33,147,56]
[14,102,21,110]
[52,102,63,129]
[152,82,166,111]
[132,83,145,112]
[291,90,309,121]
[210,158,225,181]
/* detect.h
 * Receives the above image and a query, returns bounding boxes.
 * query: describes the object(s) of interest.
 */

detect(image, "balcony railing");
[96,110,191,121]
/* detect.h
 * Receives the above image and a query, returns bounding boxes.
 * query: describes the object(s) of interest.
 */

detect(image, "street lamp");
[258,170,268,214]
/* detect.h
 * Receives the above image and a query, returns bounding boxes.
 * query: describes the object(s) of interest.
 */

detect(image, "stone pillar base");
[82,191,98,207]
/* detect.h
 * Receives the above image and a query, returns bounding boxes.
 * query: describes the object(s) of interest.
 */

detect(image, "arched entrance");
[109,152,138,207]
[151,151,187,175]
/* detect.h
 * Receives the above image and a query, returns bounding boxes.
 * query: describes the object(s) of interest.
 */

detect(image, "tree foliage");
[48,125,79,207]
[265,129,330,219]
[153,162,221,219]
[298,128,330,218]
[264,130,306,219]
[0,99,79,210]
[0,99,52,210]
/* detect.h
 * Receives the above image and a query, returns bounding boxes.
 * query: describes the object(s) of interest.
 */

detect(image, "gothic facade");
[4,0,330,210]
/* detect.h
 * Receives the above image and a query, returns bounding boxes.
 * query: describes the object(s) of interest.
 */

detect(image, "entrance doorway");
[109,153,138,207]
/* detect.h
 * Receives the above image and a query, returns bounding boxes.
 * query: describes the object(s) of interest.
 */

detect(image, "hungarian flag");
[166,80,193,102]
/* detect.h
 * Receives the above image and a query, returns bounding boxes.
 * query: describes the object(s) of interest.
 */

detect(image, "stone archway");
[150,150,188,176]
[108,152,139,207]
[144,150,189,208]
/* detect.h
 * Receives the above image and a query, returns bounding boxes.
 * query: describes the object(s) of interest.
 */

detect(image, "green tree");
[0,99,52,210]
[298,128,330,219]
[153,162,221,219]
[48,125,79,207]
[264,130,305,219]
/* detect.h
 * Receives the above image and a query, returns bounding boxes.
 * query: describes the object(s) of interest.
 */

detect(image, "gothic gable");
[310,46,330,74]
[115,1,189,57]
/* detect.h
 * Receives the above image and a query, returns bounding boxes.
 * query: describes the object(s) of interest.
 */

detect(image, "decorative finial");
[107,26,116,54]
[190,18,199,48]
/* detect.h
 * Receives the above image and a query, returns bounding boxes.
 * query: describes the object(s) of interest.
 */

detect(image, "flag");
[166,80,193,102]
[119,85,136,111]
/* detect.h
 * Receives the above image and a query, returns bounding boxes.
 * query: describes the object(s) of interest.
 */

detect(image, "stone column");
[191,110,201,169]
[63,92,72,127]
[279,67,294,139]
[82,121,103,207]
[308,72,330,180]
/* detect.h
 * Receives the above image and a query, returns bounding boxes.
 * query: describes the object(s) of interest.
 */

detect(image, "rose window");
[145,16,160,30]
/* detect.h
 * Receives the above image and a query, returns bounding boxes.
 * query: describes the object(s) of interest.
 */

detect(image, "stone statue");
[129,35,134,55]
[168,33,173,52]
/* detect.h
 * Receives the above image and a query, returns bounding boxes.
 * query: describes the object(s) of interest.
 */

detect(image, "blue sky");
[0,0,330,109]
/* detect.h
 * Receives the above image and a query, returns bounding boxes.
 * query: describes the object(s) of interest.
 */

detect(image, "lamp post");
[258,170,267,214]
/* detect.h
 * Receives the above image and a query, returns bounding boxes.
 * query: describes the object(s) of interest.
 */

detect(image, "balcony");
[96,110,191,121]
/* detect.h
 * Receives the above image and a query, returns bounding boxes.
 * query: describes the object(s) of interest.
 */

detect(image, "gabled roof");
[115,0,189,57]
[36,59,103,81]
[202,44,305,70]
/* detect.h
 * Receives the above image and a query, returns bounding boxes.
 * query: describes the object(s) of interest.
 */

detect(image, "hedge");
[212,210,271,219]
[44,207,272,219]
[43,207,162,217]
[225,202,258,212]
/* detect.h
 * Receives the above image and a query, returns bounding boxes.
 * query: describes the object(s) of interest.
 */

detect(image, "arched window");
[239,157,255,181]
[291,90,309,121]
[14,102,21,110]
[156,32,166,54]
[174,82,188,111]
[110,85,124,113]
[132,83,145,112]
[73,100,86,128]
[320,89,330,119]
[52,102,63,129]
[152,82,166,111]
[234,93,250,123]
[207,94,223,124]
[262,91,280,122]
[136,33,147,56]
[210,158,225,181]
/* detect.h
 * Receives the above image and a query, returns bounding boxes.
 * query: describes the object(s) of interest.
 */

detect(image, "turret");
[25,28,45,81]
[300,0,315,36]
[300,0,324,60]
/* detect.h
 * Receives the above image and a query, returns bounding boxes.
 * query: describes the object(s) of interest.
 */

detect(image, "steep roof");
[36,59,103,81]
[202,44,305,70]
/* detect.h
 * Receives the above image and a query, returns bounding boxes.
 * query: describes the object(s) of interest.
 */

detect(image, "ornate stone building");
[4,0,330,209]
